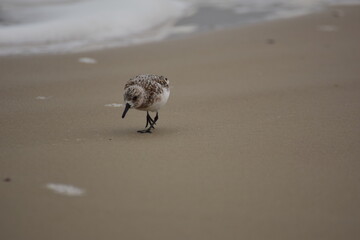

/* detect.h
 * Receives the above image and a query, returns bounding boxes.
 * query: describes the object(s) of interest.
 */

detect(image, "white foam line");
[78,57,97,64]
[105,103,123,108]
[170,25,198,35]
[36,96,52,100]
[46,183,85,196]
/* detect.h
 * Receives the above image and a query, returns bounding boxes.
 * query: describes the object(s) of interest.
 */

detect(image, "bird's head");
[122,86,144,118]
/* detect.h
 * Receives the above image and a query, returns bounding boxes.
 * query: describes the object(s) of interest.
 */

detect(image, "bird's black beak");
[122,103,131,118]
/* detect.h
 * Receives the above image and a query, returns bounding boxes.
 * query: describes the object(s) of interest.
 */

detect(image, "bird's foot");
[137,127,153,134]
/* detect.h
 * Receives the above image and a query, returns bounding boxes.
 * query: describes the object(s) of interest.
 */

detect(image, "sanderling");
[122,74,170,133]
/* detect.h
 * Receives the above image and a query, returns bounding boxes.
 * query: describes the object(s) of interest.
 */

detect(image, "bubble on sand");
[78,57,97,64]
[46,183,85,196]
[105,103,123,108]
[318,25,338,32]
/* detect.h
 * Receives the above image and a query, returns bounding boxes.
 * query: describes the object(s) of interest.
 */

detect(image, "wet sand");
[1,5,360,240]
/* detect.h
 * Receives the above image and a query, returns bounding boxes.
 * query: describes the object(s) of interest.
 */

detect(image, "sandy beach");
[1,5,360,240]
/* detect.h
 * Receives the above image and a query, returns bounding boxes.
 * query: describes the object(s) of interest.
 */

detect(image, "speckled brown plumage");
[125,74,169,92]
[122,74,170,133]
[124,74,169,110]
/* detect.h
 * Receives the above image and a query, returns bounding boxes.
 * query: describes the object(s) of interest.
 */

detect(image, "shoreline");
[1,5,360,240]
[1,4,358,57]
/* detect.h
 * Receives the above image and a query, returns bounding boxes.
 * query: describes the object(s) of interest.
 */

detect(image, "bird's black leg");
[145,111,154,128]
[138,111,156,133]
[153,112,159,124]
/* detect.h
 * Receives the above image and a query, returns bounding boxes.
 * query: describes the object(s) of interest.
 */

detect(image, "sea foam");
[46,183,85,196]
[0,0,189,55]
[0,0,359,55]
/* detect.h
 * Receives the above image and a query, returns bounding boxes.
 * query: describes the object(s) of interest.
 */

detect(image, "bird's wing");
[153,75,169,89]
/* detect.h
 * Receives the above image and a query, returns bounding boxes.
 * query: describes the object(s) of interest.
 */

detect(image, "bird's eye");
[132,96,138,101]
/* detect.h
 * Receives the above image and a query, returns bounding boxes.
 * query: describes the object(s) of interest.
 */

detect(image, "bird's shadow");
[103,126,179,139]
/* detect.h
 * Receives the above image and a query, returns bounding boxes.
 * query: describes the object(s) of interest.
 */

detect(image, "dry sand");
[1,5,360,240]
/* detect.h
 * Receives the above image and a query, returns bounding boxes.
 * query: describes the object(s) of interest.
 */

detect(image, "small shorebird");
[122,74,170,133]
